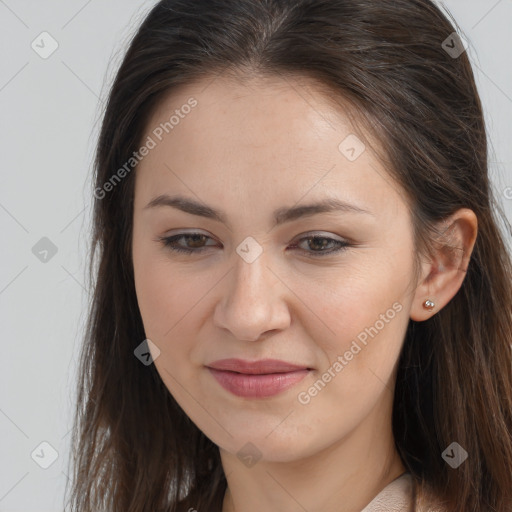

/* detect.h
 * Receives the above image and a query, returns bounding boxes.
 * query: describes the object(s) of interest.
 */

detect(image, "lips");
[207,358,310,374]
[206,358,311,398]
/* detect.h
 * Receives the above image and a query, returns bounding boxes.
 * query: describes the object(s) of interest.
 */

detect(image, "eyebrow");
[144,194,374,228]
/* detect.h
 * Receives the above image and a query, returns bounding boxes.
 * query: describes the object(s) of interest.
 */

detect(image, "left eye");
[290,235,350,256]
[158,233,350,257]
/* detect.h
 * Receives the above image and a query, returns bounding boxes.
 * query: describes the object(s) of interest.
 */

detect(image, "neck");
[220,411,406,512]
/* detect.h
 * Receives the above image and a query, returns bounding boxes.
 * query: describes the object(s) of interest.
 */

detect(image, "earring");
[423,299,435,310]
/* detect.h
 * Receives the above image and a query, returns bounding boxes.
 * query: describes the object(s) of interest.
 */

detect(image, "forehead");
[144,73,359,153]
[134,73,406,219]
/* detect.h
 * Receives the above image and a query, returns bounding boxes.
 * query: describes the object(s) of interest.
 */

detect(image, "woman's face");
[132,74,419,462]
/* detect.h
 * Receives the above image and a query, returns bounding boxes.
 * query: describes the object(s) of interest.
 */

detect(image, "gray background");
[1,1,511,510]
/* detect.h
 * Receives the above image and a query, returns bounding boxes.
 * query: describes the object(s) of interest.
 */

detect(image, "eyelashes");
[159,233,217,255]
[157,232,351,258]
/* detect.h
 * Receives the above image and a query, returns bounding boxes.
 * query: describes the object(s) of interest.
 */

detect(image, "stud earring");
[423,299,435,310]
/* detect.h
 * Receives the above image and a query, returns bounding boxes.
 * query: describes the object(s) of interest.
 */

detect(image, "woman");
[66,1,512,511]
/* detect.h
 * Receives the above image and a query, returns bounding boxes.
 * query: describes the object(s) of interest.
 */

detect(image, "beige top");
[361,472,447,512]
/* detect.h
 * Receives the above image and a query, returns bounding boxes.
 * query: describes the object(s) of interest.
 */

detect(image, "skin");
[131,73,477,512]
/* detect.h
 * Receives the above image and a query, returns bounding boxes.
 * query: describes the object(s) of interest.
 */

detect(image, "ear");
[410,208,478,321]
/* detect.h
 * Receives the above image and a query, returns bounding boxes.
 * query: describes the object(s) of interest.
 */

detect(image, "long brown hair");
[65,1,512,511]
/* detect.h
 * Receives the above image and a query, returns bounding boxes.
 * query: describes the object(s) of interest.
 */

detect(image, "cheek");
[288,246,414,359]
[292,270,410,448]
[132,248,211,395]
[132,256,198,400]
[132,243,188,342]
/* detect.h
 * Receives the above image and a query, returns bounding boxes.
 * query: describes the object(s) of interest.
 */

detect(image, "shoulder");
[414,477,450,512]
[362,472,413,511]
[361,472,450,512]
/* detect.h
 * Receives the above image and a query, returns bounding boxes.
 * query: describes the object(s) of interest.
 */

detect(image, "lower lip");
[207,368,310,398]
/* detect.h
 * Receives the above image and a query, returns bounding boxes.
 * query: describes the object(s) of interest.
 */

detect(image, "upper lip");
[207,358,310,374]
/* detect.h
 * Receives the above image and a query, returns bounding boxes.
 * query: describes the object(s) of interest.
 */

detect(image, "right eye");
[158,233,220,255]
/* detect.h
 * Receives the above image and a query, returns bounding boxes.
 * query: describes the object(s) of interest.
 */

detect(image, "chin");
[213,422,322,465]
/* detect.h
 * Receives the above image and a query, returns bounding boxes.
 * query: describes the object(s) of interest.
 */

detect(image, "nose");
[213,251,291,342]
